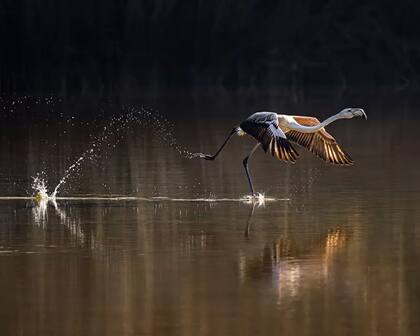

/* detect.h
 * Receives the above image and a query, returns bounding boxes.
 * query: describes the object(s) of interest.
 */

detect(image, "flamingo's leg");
[243,143,260,196]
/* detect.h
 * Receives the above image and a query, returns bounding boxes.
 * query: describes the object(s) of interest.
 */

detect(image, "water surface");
[0,90,419,335]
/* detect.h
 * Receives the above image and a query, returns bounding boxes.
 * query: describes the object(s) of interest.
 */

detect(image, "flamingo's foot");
[243,193,266,205]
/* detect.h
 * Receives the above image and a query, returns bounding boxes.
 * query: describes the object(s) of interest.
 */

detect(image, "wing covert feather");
[285,116,353,165]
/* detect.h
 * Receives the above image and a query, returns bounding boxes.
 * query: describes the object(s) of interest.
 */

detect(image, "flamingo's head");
[339,108,367,120]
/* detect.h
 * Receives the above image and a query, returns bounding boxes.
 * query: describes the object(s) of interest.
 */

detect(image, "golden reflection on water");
[238,225,351,299]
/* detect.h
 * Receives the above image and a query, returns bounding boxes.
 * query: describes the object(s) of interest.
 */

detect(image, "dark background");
[1,0,420,95]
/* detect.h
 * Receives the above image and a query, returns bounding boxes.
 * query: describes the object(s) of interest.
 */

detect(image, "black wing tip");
[270,137,299,163]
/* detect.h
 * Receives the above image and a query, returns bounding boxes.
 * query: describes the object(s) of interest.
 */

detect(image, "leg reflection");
[244,202,257,238]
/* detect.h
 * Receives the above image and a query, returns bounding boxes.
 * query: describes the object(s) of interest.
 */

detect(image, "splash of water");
[31,174,51,226]
[124,105,195,158]
[51,152,91,198]
[133,105,201,159]
[31,183,88,246]
[1,95,61,120]
[242,193,268,206]
[31,174,49,201]
[47,105,195,197]
[50,108,137,197]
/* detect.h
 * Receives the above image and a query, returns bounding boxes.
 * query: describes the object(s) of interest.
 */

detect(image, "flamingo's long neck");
[287,113,344,133]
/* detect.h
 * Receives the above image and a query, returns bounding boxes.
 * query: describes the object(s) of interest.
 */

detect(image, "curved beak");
[352,108,367,120]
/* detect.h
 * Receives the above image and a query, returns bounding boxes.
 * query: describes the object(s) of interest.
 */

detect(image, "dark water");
[0,90,420,335]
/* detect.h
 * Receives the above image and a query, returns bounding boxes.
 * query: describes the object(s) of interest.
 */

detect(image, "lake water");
[0,89,419,335]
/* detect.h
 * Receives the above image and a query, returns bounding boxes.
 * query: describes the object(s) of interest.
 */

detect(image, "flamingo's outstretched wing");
[240,112,299,163]
[284,116,353,165]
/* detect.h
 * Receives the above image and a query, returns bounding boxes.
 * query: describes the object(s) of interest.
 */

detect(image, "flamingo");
[195,108,367,196]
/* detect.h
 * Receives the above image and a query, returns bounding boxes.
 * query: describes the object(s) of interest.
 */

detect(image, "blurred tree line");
[1,0,419,94]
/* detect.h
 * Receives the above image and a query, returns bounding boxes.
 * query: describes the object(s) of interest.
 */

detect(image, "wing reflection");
[239,225,350,301]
